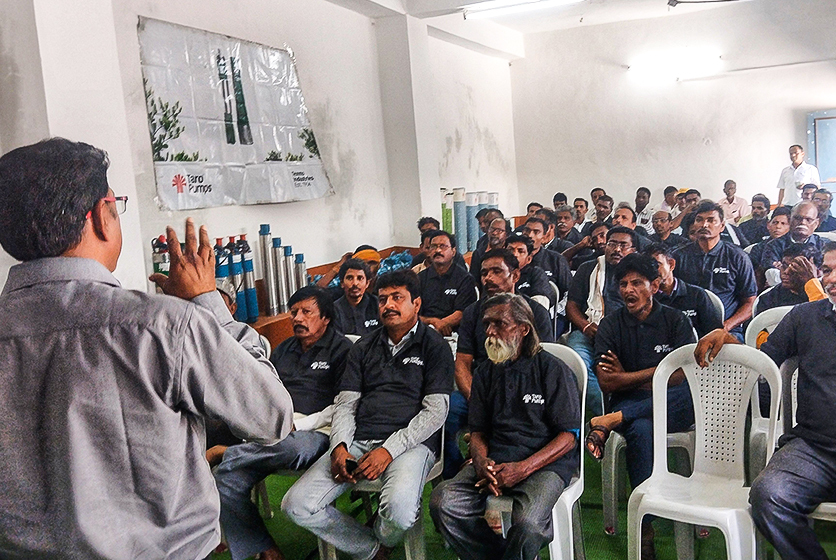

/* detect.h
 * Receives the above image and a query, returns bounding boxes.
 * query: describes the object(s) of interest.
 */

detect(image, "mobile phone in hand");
[345,459,358,474]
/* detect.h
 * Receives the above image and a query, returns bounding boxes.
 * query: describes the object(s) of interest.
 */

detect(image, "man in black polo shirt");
[418,230,477,336]
[430,294,580,560]
[649,210,684,248]
[585,253,696,558]
[761,201,826,272]
[582,195,614,236]
[522,216,572,291]
[333,258,380,336]
[645,243,723,337]
[535,207,573,253]
[470,209,505,283]
[445,249,554,479]
[471,217,510,286]
[695,241,836,560]
[738,194,771,244]
[283,270,453,560]
[553,204,582,245]
[566,226,636,416]
[563,221,610,270]
[214,286,352,560]
[755,243,825,315]
[505,233,555,311]
[612,204,652,251]
[673,200,757,342]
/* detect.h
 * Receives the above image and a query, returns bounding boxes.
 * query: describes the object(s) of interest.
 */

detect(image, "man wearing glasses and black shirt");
[418,230,478,336]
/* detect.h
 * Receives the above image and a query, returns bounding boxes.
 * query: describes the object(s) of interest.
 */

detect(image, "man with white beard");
[430,293,580,560]
[695,241,836,560]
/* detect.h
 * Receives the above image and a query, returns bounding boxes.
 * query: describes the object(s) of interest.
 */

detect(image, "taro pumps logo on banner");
[172,173,213,194]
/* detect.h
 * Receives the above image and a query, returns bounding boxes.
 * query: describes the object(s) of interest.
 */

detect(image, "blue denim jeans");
[444,390,469,479]
[430,464,565,560]
[213,431,330,560]
[282,440,434,560]
[566,329,603,417]
[750,437,836,560]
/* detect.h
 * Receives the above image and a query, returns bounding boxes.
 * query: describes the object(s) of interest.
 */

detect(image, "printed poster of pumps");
[138,17,334,210]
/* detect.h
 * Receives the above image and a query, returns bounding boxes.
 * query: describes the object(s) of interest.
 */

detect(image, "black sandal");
[584,424,611,462]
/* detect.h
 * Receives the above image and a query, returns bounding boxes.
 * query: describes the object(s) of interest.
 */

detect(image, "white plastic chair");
[751,286,776,317]
[778,357,836,527]
[627,344,781,560]
[705,290,725,323]
[744,306,793,482]
[345,333,361,343]
[816,231,836,242]
[484,342,587,560]
[743,244,755,254]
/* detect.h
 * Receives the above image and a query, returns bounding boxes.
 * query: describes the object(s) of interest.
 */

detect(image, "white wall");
[428,34,519,216]
[511,0,836,210]
[112,0,394,289]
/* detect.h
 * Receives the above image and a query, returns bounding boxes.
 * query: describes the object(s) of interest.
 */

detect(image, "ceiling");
[410,0,752,34]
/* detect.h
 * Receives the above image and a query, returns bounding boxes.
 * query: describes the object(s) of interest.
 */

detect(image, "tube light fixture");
[463,0,584,20]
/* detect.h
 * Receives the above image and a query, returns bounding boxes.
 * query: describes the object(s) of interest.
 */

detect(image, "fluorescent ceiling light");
[463,0,584,20]
[628,46,723,84]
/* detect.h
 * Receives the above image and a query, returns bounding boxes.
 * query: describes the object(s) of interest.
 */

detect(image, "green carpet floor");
[211,453,836,560]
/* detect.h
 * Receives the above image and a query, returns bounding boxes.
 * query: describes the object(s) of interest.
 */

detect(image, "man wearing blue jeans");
[213,285,352,560]
[584,253,696,559]
[283,270,453,560]
[566,226,637,417]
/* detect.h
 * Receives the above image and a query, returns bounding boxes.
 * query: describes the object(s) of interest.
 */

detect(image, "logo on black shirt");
[403,356,424,366]
[365,319,379,327]
[683,309,697,317]
[444,288,458,296]
[654,344,672,354]
[713,267,730,274]
[310,361,331,370]
[523,394,544,405]
[518,282,531,289]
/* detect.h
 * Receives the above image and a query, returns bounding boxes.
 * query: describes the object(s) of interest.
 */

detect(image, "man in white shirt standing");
[777,144,821,207]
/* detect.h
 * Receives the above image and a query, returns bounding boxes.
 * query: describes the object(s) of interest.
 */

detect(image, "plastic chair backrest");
[652,344,780,483]
[817,231,836,242]
[780,356,800,435]
[541,343,587,485]
[743,243,755,254]
[259,335,272,357]
[751,286,777,317]
[704,290,725,321]
[346,334,361,343]
[744,305,792,347]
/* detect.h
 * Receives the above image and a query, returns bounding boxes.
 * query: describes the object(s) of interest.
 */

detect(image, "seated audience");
[738,194,771,243]
[749,206,791,269]
[718,179,750,224]
[446,249,555,478]
[430,294,580,560]
[634,186,655,234]
[659,185,678,213]
[585,253,696,560]
[214,286,352,560]
[612,203,652,250]
[670,189,688,219]
[522,217,573,290]
[418,230,478,335]
[582,195,614,236]
[470,208,505,283]
[673,200,757,341]
[813,188,836,232]
[669,188,701,232]
[411,217,440,267]
[333,259,380,336]
[574,197,591,231]
[563,221,610,270]
[472,217,510,284]
[505,233,556,311]
[695,242,836,560]
[800,183,818,202]
[317,245,382,298]
[565,226,637,416]
[645,243,723,337]
[282,270,453,560]
[534,207,573,253]
[553,191,568,207]
[761,201,826,273]
[553,204,582,245]
[589,187,607,221]
[648,210,684,248]
[755,243,825,315]
[514,202,543,233]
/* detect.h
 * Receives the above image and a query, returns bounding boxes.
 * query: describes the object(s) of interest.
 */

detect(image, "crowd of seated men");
[213,167,836,560]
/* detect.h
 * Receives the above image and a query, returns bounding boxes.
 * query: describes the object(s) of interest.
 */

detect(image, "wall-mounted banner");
[138,17,333,210]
